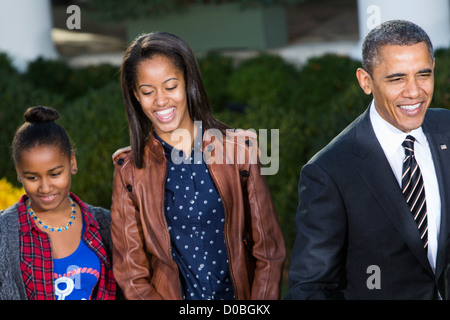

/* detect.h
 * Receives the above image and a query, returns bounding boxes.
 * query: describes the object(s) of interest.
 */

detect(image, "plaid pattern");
[18,192,116,300]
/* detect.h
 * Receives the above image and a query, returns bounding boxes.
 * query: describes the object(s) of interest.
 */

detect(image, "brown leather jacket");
[111,129,285,300]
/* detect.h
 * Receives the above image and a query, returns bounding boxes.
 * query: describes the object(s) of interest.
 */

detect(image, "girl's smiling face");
[16,145,76,214]
[134,54,193,143]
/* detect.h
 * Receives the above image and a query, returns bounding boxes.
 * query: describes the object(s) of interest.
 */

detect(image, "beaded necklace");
[27,196,76,232]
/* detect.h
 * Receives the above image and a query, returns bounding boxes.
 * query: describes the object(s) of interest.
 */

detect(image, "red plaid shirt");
[18,193,116,300]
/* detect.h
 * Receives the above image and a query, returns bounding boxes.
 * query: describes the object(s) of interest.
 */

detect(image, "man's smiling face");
[357,41,435,133]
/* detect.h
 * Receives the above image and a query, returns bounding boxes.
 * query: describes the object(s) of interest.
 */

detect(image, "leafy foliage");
[0,177,24,210]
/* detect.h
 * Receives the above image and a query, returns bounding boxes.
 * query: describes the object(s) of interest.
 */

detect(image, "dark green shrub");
[66,64,121,100]
[198,52,234,113]
[294,53,362,112]
[22,58,120,100]
[59,81,128,208]
[22,58,74,97]
[0,53,18,77]
[293,54,369,157]
[433,48,450,109]
[227,53,299,108]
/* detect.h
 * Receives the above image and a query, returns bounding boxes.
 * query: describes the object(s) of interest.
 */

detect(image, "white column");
[0,0,58,72]
[351,0,450,60]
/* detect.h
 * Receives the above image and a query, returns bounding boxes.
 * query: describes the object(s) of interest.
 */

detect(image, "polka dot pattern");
[156,132,235,300]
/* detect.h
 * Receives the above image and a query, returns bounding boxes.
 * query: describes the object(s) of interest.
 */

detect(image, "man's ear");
[356,68,373,95]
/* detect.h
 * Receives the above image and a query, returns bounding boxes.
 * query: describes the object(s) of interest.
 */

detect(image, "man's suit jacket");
[286,107,450,299]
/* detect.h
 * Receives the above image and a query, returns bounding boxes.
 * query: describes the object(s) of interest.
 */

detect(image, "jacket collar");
[145,131,167,164]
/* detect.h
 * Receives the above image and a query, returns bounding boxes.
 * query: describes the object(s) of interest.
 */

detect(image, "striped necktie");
[402,135,428,249]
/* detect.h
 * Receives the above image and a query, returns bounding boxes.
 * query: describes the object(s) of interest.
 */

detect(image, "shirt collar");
[18,194,33,234]
[370,100,426,156]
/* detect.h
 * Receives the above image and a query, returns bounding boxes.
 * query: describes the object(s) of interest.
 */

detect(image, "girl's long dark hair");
[121,31,229,168]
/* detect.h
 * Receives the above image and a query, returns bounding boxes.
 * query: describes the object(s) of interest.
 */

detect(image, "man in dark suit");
[286,20,450,299]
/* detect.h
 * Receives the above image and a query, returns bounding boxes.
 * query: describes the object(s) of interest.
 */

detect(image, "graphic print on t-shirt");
[53,239,101,300]
[54,265,100,300]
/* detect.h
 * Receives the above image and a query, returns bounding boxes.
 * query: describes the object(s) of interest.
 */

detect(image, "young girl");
[0,106,116,300]
[111,31,285,300]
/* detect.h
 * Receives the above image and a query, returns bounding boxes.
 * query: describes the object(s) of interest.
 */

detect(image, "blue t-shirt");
[53,222,101,300]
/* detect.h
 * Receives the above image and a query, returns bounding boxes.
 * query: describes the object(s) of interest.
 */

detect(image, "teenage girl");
[111,32,285,300]
[0,106,116,300]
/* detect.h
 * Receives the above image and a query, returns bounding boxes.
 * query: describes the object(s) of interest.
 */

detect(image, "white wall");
[0,0,58,72]
[352,0,450,60]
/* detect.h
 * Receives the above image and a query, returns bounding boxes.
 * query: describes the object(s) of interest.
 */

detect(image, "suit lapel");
[353,109,434,274]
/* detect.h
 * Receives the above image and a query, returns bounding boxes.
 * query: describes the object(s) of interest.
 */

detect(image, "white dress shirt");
[369,100,441,271]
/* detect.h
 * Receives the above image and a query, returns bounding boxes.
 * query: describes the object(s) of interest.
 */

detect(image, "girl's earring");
[72,169,78,174]
[17,176,22,183]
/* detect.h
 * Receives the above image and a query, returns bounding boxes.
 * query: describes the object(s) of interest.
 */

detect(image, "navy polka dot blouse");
[155,132,235,300]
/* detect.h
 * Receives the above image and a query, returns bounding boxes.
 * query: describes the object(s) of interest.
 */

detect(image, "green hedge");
[1,48,449,256]
[434,48,450,109]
